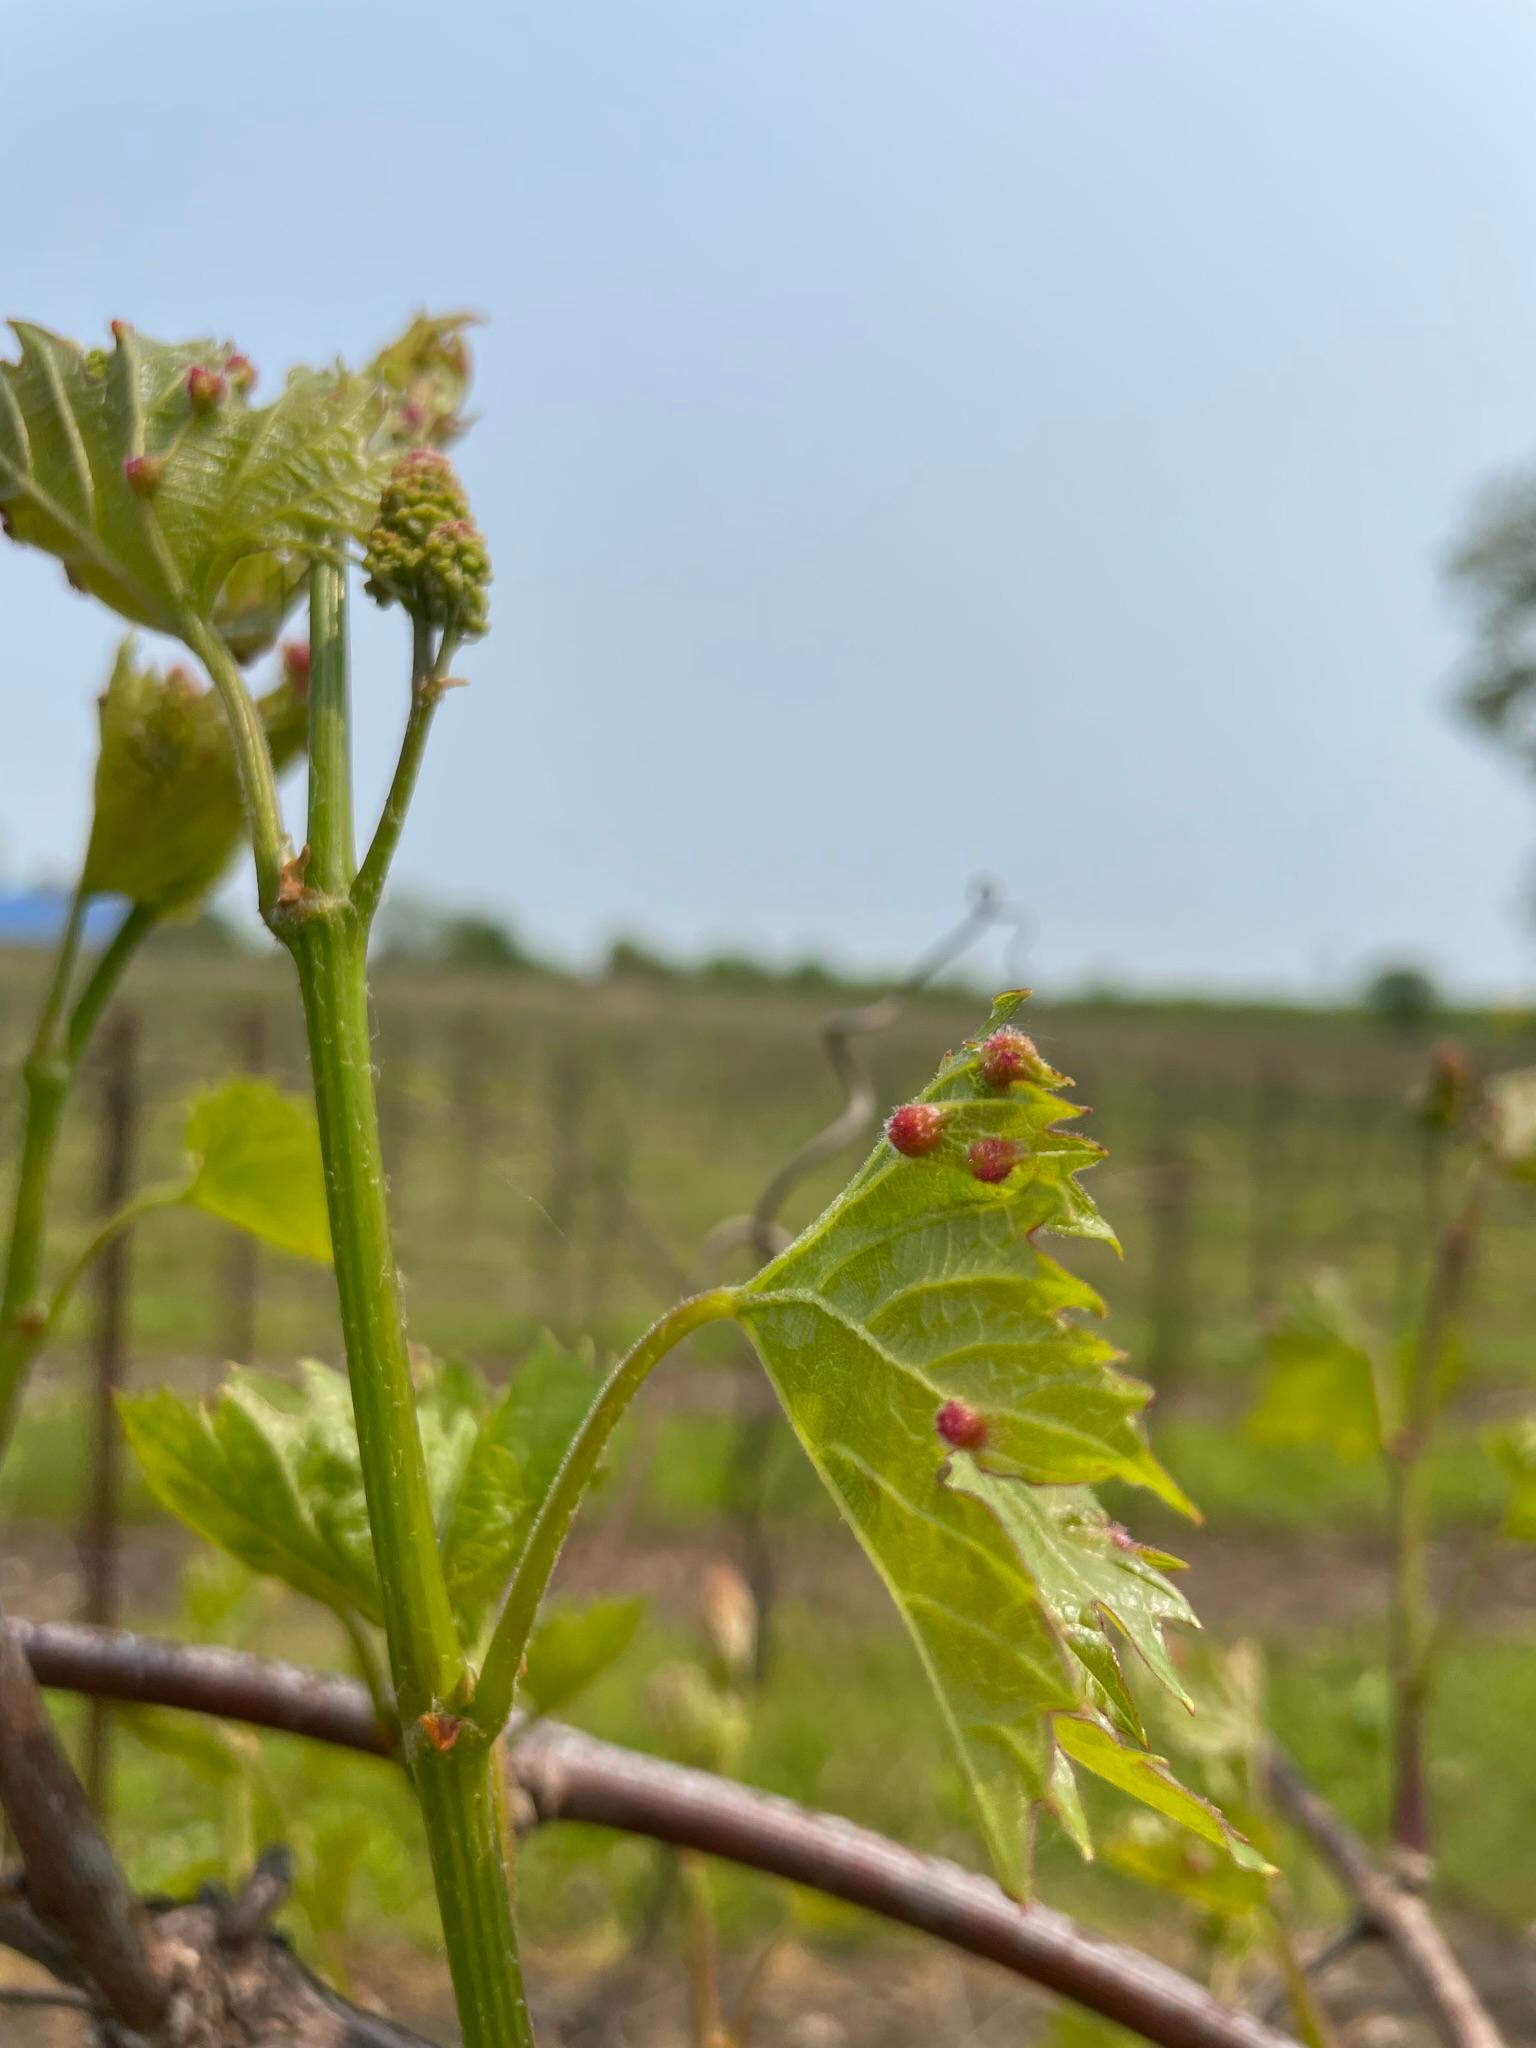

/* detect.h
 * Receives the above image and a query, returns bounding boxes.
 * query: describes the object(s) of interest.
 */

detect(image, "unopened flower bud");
[978,1029,1044,1090]
[364,449,491,637]
[1415,1039,1471,1134]
[186,364,226,412]
[967,1136,1020,1184]
[700,1562,757,1692]
[281,640,311,699]
[936,1399,988,1450]
[887,1102,946,1158]
[123,454,164,499]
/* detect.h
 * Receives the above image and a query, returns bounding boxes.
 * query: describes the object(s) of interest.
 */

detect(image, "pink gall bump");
[186,364,226,412]
[225,353,257,394]
[886,1102,946,1158]
[978,1029,1042,1090]
[281,640,311,699]
[122,454,164,499]
[967,1136,1020,1184]
[936,1399,988,1451]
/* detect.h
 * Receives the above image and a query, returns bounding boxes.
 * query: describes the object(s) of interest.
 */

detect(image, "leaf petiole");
[471,1288,739,1739]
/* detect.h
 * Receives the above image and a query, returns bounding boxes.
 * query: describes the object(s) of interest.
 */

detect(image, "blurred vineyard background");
[7,939,1536,2044]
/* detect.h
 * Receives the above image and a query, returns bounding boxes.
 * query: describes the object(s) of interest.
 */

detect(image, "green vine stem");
[271,558,534,2048]
[352,620,455,923]
[473,1288,738,1739]
[181,614,290,915]
[0,897,158,1455]
[1386,1150,1496,1860]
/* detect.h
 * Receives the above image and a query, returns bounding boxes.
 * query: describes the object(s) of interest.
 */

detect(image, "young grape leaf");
[734,994,1240,1895]
[183,1078,332,1263]
[120,1373,381,1622]
[122,1359,481,1629]
[1247,1273,1386,1463]
[1104,1812,1271,1918]
[520,1596,645,1718]
[439,1338,600,1640]
[0,322,387,642]
[82,640,306,910]
[122,1346,596,1649]
[211,312,479,657]
[1485,1417,1536,1540]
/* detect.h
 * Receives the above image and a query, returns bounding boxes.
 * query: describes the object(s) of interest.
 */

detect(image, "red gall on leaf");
[936,1399,988,1451]
[967,1136,1020,1184]
[886,1102,947,1158]
[186,364,226,412]
[225,353,257,394]
[123,454,164,499]
[977,1029,1044,1089]
[281,641,311,699]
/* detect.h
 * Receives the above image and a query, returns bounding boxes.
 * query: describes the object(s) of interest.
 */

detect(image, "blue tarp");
[0,889,126,947]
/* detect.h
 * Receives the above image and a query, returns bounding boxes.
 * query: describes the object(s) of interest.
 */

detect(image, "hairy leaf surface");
[121,1370,381,1622]
[1247,1273,1386,1463]
[735,995,1238,1892]
[123,1345,595,1648]
[83,641,305,909]
[521,1597,645,1718]
[438,1338,599,1640]
[183,1079,332,1263]
[0,323,386,642]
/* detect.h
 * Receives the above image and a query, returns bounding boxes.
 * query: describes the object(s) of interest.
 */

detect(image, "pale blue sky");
[4,0,1536,995]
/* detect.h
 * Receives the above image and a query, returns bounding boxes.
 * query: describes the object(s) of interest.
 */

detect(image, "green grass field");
[5,944,1536,2033]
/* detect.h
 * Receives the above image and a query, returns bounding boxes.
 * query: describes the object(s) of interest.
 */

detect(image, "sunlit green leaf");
[1486,1417,1536,1541]
[369,312,477,450]
[0,322,389,641]
[210,312,479,656]
[735,994,1233,1894]
[521,1596,644,1718]
[1248,1273,1385,1462]
[1102,1811,1272,1917]
[440,1337,597,1639]
[120,1375,378,1622]
[183,1078,331,1263]
[1054,1717,1270,1872]
[123,1347,594,1648]
[82,640,305,910]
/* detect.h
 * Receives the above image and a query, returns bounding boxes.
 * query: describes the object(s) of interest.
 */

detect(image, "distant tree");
[438,912,540,972]
[780,956,841,995]
[698,952,776,991]
[375,892,542,972]
[145,908,243,955]
[1449,471,1536,773]
[1363,963,1440,1033]
[605,935,680,981]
